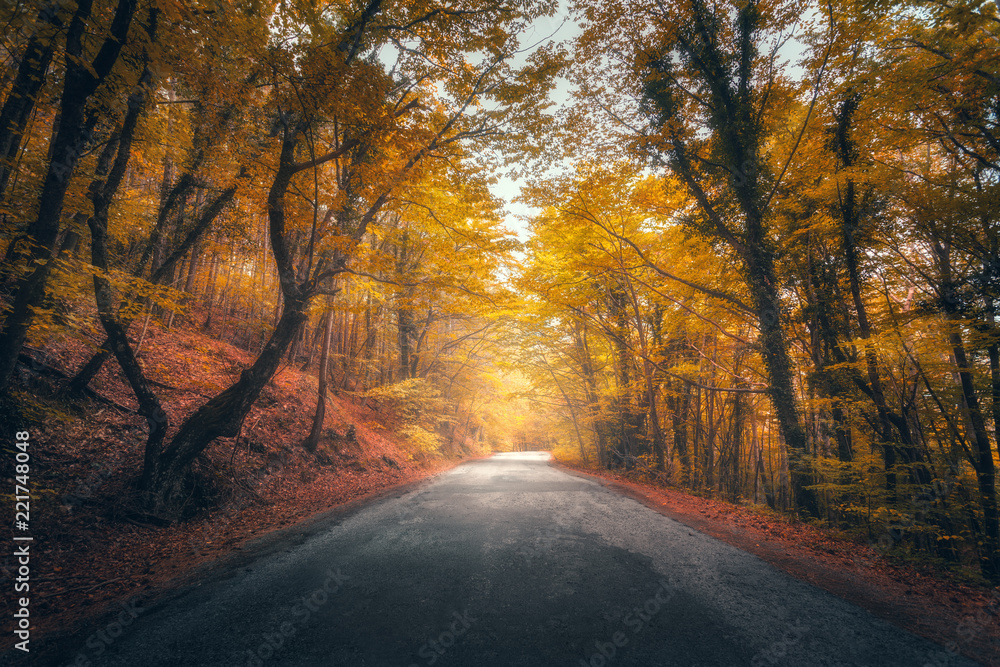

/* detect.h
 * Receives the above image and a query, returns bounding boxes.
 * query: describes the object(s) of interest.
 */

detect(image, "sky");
[489,4,581,245]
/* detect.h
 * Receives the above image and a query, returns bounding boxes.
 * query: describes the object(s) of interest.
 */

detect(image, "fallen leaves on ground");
[15,316,462,644]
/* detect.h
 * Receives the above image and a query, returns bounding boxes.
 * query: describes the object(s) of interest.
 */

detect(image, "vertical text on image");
[12,429,32,652]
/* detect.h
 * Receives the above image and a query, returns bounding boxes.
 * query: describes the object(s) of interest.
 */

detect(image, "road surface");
[45,452,977,666]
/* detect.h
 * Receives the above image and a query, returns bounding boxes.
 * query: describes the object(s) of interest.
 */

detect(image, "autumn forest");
[3,0,1000,605]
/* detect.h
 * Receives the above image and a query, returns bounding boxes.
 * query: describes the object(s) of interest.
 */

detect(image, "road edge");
[23,457,470,666]
[553,460,997,667]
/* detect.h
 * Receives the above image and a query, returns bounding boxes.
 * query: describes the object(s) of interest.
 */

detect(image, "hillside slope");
[3,317,471,640]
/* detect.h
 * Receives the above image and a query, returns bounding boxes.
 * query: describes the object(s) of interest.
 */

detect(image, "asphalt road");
[45,452,978,666]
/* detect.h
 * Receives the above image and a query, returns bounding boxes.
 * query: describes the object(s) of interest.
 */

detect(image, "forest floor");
[556,460,1000,667]
[3,315,473,647]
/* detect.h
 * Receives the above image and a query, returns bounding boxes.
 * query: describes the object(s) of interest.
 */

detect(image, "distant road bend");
[51,452,978,666]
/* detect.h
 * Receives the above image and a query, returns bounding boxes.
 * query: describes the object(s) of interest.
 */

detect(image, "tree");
[0,0,141,394]
[139,0,558,515]
[568,0,823,514]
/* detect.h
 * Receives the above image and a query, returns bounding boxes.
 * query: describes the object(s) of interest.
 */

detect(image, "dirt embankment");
[555,461,1000,667]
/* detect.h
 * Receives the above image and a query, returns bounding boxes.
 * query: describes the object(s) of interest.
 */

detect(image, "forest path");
[48,452,977,666]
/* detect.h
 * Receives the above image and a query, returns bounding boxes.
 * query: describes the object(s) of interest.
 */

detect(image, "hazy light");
[491,451,552,460]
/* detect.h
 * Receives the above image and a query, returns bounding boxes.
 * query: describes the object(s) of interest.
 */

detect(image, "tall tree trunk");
[745,247,819,516]
[572,317,608,466]
[938,243,1000,581]
[950,325,1000,581]
[834,91,923,493]
[0,2,64,200]
[641,0,818,515]
[728,380,747,502]
[622,269,666,470]
[395,230,415,381]
[0,0,137,395]
[670,381,691,485]
[608,283,637,466]
[397,304,414,380]
[692,385,702,490]
[304,306,335,453]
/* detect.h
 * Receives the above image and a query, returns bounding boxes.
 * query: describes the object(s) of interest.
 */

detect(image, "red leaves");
[26,313,456,641]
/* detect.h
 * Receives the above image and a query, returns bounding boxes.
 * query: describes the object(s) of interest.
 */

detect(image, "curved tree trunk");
[83,13,168,492]
[140,117,308,515]
[68,181,237,393]
[143,296,308,514]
